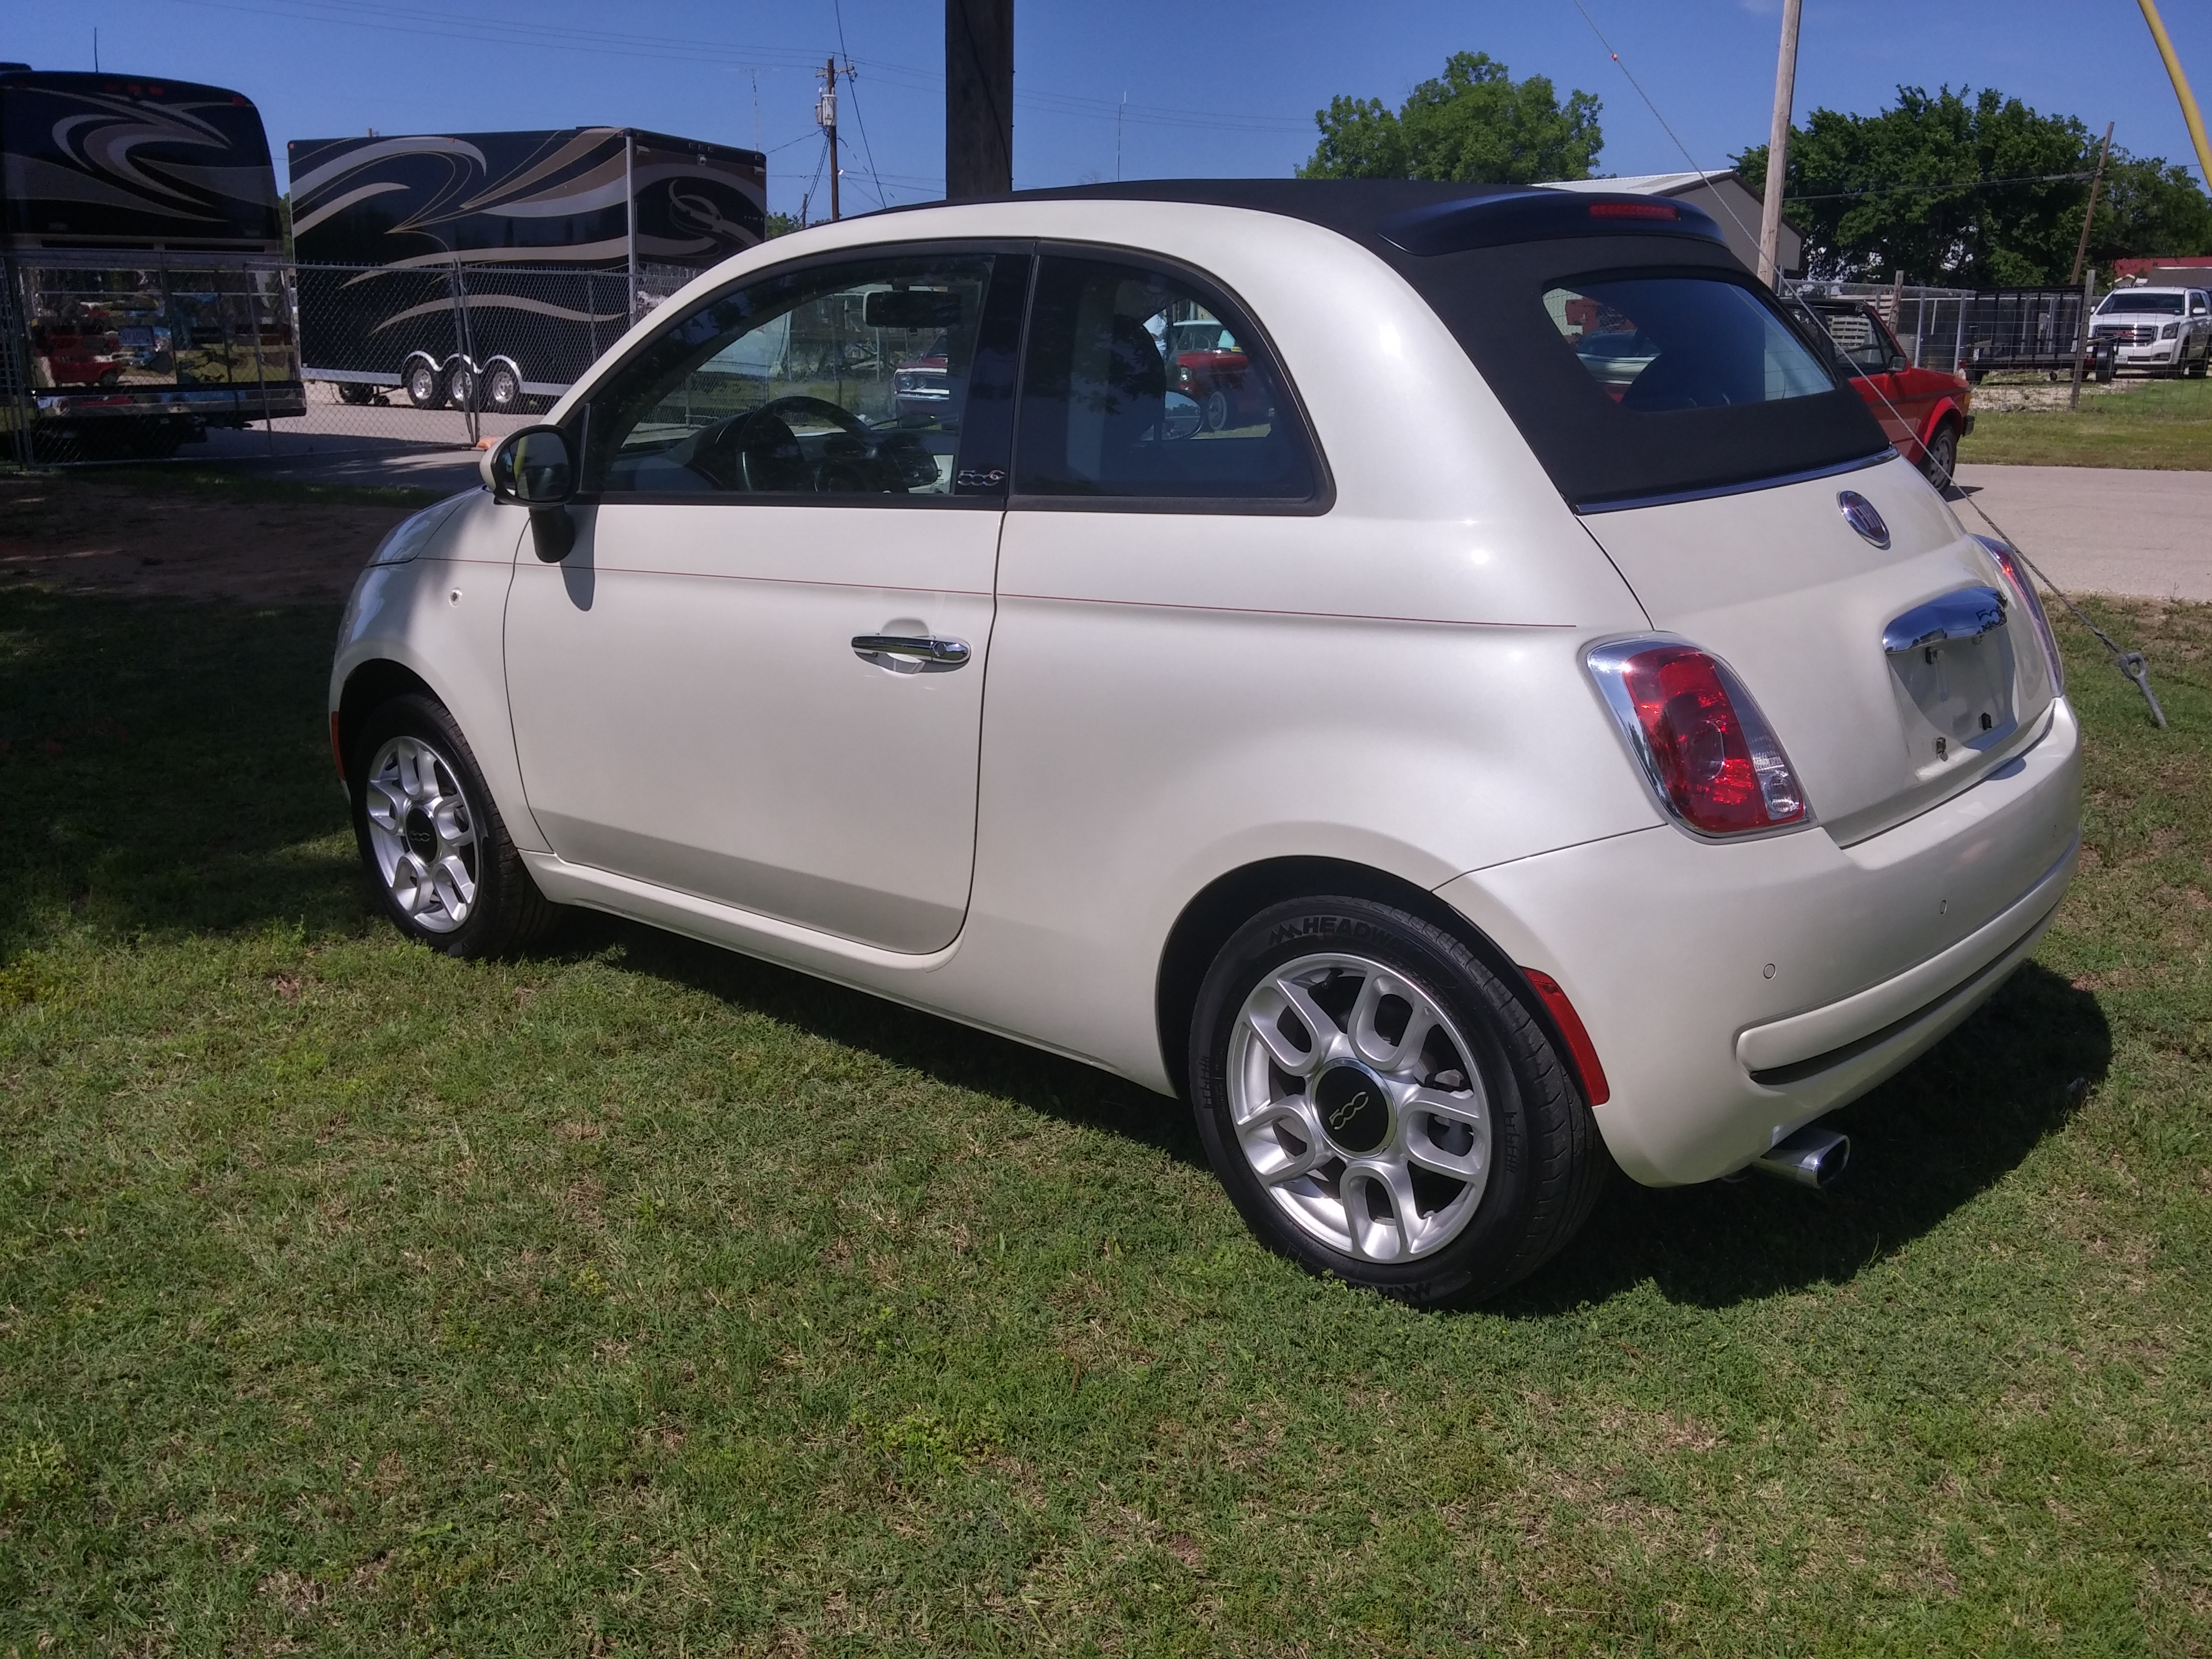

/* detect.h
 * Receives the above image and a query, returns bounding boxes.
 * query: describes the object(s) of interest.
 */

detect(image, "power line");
[164,0,1311,138]
[831,0,889,208]
[1787,171,2098,204]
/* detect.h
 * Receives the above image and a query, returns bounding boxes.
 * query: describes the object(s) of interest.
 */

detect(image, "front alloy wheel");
[349,692,560,957]
[363,734,480,933]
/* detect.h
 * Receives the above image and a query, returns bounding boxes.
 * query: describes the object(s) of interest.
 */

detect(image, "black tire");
[445,364,478,412]
[336,382,375,406]
[1920,420,1959,488]
[481,362,522,413]
[404,358,443,409]
[1188,896,1608,1306]
[1202,388,1230,432]
[349,693,560,959]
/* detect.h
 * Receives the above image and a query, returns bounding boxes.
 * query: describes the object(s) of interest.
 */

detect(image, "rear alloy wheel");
[1189,896,1607,1305]
[1920,421,1959,488]
[351,693,560,958]
[481,361,522,412]
[404,359,443,409]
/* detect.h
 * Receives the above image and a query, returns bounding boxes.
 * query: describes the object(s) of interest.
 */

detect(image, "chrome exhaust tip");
[1751,1125,1850,1189]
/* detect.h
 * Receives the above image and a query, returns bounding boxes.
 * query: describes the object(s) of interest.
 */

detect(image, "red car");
[1807,300,1973,484]
[1167,315,1269,432]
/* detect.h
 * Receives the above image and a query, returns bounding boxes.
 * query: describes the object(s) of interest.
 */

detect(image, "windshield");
[2097,292,2186,315]
[1545,276,1836,409]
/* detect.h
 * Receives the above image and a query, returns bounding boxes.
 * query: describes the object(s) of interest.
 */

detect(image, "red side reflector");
[1588,200,1679,221]
[329,712,346,781]
[1522,969,1611,1106]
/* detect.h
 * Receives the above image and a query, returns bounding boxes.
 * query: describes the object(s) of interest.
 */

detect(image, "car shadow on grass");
[1501,960,2109,1313]
[575,910,2105,1312]
[568,912,1211,1168]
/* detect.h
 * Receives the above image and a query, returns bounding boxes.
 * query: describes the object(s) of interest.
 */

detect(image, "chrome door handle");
[851,633,971,672]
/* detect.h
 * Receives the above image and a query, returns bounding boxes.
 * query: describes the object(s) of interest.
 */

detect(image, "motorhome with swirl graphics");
[289,129,766,414]
[0,65,303,458]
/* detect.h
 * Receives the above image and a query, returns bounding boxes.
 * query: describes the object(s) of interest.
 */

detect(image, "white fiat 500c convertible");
[332,181,2080,1305]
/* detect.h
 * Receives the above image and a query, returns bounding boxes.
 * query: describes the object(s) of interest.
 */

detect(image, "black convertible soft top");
[876,179,1891,512]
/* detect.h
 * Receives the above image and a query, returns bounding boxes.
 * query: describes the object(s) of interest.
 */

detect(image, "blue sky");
[15,0,2212,215]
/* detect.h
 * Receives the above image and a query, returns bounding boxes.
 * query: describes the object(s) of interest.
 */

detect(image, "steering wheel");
[694,395,874,492]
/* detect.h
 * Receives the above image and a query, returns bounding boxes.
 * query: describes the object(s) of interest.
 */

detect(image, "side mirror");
[1888,353,1910,374]
[485,424,575,504]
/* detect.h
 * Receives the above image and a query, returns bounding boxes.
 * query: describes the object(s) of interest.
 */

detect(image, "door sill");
[521,852,966,974]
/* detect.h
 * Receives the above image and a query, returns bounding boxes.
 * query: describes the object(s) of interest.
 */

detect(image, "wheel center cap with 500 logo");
[404,807,438,860]
[1312,1061,1393,1155]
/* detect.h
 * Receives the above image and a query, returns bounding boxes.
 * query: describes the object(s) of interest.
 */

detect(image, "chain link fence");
[4,257,700,469]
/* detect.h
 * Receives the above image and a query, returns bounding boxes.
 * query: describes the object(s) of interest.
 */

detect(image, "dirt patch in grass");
[0,474,423,604]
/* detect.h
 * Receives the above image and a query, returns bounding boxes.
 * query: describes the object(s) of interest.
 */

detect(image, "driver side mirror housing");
[485,424,576,505]
[1888,353,1910,374]
[484,424,579,562]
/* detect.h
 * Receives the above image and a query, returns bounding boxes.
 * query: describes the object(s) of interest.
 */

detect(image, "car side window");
[1013,254,1318,503]
[1811,307,1893,376]
[582,253,998,498]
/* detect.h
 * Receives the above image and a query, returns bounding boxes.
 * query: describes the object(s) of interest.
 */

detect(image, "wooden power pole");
[1756,0,1803,289]
[945,0,1012,200]
[817,59,840,221]
[2069,122,2115,289]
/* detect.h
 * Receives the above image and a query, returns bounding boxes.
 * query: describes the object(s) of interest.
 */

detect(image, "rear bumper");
[1438,699,2082,1185]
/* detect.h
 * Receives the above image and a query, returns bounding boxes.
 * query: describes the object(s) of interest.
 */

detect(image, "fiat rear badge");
[1837,490,1890,549]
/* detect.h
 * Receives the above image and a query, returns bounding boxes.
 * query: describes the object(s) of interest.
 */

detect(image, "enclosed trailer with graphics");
[289,128,766,412]
[0,64,302,457]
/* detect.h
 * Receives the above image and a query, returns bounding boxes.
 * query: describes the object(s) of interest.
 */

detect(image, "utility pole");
[2069,122,2115,289]
[1756,0,1803,289]
[2069,261,2097,412]
[817,58,840,220]
[945,0,1013,200]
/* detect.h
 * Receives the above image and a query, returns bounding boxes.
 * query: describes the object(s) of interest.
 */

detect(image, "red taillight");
[1588,640,1809,836]
[1974,534,2064,696]
[1521,968,1610,1105]
[1588,200,1679,221]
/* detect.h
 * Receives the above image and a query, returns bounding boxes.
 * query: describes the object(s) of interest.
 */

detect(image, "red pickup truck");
[1806,299,1974,484]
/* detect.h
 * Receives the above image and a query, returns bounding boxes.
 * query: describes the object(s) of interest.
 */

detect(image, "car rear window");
[1545,278,1836,408]
[1382,237,1890,510]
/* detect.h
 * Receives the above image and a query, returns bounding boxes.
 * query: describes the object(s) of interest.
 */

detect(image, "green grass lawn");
[1959,375,2212,470]
[1,582,2208,1655]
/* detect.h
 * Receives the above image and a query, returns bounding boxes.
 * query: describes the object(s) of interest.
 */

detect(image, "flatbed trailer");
[1959,288,2116,383]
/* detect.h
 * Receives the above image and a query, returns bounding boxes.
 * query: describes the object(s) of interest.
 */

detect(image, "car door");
[1817,306,1913,450]
[503,245,1027,952]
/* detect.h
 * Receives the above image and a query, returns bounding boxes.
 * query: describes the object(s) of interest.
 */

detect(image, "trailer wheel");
[481,362,522,413]
[337,382,375,406]
[404,359,443,409]
[445,364,478,411]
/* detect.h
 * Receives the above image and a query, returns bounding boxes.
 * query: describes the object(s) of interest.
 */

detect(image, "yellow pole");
[2139,0,2212,194]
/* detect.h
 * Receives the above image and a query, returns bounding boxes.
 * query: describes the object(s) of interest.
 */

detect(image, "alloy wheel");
[362,734,480,934]
[1226,951,1492,1262]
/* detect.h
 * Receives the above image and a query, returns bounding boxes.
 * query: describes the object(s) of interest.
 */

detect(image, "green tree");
[1737,85,2212,285]
[1299,52,1602,185]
